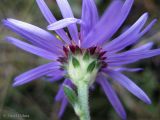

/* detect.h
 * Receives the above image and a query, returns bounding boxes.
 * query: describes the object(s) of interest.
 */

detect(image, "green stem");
[77,83,90,120]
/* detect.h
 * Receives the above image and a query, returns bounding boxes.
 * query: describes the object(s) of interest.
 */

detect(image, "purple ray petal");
[103,13,149,52]
[36,0,56,23]
[55,86,64,102]
[47,18,82,30]
[118,19,156,53]
[106,42,153,60]
[6,37,57,60]
[81,0,99,39]
[131,42,153,51]
[104,69,151,104]
[55,79,73,118]
[2,18,63,54]
[58,97,68,118]
[105,19,156,53]
[122,42,154,54]
[81,0,123,48]
[47,69,65,77]
[97,75,126,119]
[47,75,64,83]
[107,48,160,66]
[13,62,60,87]
[114,67,143,72]
[107,42,154,57]
[46,70,66,82]
[56,0,79,45]
[139,19,157,36]
[81,0,134,48]
[97,0,134,45]
[36,0,71,44]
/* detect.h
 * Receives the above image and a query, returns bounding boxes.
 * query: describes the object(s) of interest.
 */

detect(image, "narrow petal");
[98,0,134,45]
[58,97,68,118]
[3,19,63,54]
[36,0,71,44]
[107,42,154,57]
[13,62,60,87]
[55,86,64,102]
[97,75,126,119]
[47,18,82,30]
[81,0,123,48]
[104,19,156,53]
[47,70,65,77]
[55,79,73,118]
[107,48,160,66]
[81,0,134,48]
[47,75,64,82]
[104,69,151,104]
[131,42,153,52]
[139,19,157,36]
[81,0,99,39]
[114,67,143,72]
[6,37,57,60]
[46,70,66,82]
[103,13,149,52]
[56,0,79,45]
[122,42,154,54]
[36,0,56,24]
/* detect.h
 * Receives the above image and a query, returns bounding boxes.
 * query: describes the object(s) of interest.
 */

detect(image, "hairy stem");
[77,83,90,120]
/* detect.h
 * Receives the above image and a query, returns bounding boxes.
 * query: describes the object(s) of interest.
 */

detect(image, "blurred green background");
[0,0,160,120]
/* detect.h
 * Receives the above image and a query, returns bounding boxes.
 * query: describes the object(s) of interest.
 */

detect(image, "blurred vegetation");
[0,0,160,120]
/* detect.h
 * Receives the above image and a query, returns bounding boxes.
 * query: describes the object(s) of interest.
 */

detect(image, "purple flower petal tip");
[145,97,152,104]
[97,75,127,119]
[120,112,127,120]
[5,36,12,42]
[3,18,20,25]
[2,19,6,24]
[12,82,18,87]
[12,81,23,87]
[13,79,35,87]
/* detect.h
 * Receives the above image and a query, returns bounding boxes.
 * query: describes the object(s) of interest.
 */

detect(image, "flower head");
[3,0,160,119]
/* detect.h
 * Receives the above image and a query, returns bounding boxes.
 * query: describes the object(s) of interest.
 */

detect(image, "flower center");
[58,45,107,86]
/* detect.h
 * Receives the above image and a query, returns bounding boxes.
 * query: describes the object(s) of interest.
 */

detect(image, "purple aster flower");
[3,0,160,119]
